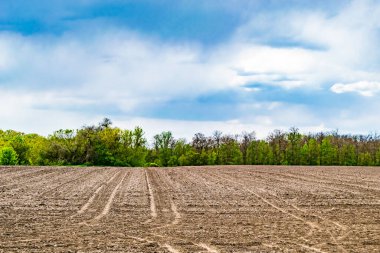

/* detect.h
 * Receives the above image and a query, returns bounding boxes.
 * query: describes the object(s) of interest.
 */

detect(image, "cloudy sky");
[1,0,379,140]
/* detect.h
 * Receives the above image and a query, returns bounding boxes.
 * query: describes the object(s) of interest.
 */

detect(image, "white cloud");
[0,88,321,139]
[0,87,378,140]
[224,44,315,88]
[230,0,380,89]
[113,117,329,142]
[331,81,380,96]
[0,31,238,114]
[2,0,380,102]
[0,89,330,139]
[0,89,102,134]
[1,0,380,137]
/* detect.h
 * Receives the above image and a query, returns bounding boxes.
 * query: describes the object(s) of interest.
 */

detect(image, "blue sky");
[1,0,380,140]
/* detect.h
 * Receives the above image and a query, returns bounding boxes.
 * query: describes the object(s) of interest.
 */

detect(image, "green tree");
[300,143,309,165]
[247,141,259,165]
[376,148,380,166]
[42,129,76,165]
[358,152,373,166]
[246,140,273,165]
[153,131,175,166]
[0,146,19,165]
[286,127,302,165]
[267,130,287,165]
[97,127,122,166]
[240,131,255,165]
[320,138,338,165]
[219,139,243,165]
[340,144,357,166]
[74,125,100,165]
[9,134,30,165]
[25,134,48,165]
[1,119,380,167]
[128,127,148,166]
[300,139,320,165]
[256,141,273,165]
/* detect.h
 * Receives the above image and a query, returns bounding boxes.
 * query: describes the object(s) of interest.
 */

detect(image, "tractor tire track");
[93,170,128,221]
[72,170,127,224]
[197,243,220,253]
[218,168,349,231]
[0,168,62,192]
[1,166,378,253]
[255,168,380,195]
[149,169,182,229]
[204,169,349,252]
[76,185,104,215]
[40,167,106,197]
[198,170,330,251]
[145,169,158,219]
[74,170,121,216]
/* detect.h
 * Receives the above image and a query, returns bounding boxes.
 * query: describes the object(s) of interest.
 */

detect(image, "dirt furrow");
[40,167,106,197]
[149,169,183,229]
[285,166,380,185]
[258,168,380,194]
[197,243,220,253]
[203,169,351,252]
[216,168,349,231]
[75,185,105,215]
[145,169,158,219]
[1,166,379,253]
[0,168,62,191]
[69,170,125,224]
[209,171,317,226]
[0,167,49,184]
[164,243,181,253]
[93,170,129,221]
[170,200,181,225]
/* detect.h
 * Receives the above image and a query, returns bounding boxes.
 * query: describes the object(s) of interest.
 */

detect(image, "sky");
[1,0,380,140]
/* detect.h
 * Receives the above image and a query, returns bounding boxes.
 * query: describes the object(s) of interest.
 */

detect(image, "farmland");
[0,166,379,252]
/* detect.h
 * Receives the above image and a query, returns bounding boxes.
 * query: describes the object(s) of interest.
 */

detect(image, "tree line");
[1,118,380,167]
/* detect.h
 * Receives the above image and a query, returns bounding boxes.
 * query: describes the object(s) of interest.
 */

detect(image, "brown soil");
[0,166,379,252]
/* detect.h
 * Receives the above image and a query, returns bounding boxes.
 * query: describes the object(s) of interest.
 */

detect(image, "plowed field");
[0,166,379,252]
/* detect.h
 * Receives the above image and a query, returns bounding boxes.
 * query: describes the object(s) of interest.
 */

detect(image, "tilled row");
[0,166,379,253]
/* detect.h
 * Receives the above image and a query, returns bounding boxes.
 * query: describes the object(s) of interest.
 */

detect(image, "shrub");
[0,146,19,165]
[144,162,160,167]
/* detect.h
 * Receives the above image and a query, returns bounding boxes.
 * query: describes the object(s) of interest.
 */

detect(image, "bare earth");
[0,166,379,253]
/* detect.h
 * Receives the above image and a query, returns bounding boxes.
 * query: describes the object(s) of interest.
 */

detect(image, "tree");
[74,125,100,165]
[173,139,192,166]
[286,127,302,165]
[118,127,148,166]
[153,131,175,166]
[320,138,337,165]
[192,133,208,152]
[246,141,258,165]
[0,146,19,165]
[25,134,48,165]
[129,127,148,166]
[358,152,373,166]
[99,118,112,129]
[300,138,320,165]
[9,134,30,165]
[42,129,76,165]
[340,144,357,166]
[240,131,256,165]
[267,130,287,165]
[376,148,380,166]
[258,141,273,165]
[1,119,380,167]
[219,138,243,165]
[97,127,122,166]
